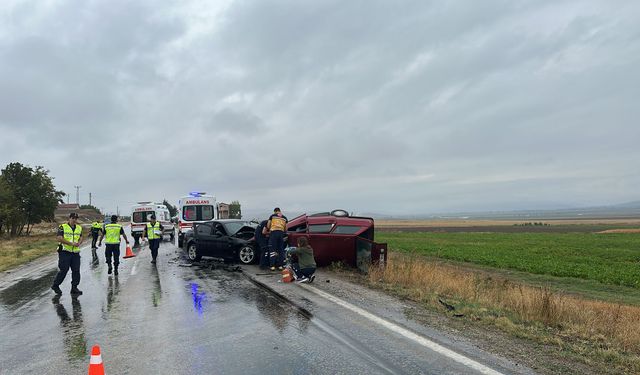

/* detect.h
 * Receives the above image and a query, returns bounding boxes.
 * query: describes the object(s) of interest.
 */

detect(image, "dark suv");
[286,210,387,271]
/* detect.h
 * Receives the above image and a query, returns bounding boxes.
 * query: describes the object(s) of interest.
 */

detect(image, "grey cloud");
[1,0,638,215]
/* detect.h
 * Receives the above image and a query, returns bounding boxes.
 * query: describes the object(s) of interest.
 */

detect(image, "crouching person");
[287,236,316,283]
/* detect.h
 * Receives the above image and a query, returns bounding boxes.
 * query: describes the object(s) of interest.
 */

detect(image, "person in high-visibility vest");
[98,215,129,275]
[51,212,84,296]
[142,214,164,264]
[90,220,103,263]
[264,207,288,271]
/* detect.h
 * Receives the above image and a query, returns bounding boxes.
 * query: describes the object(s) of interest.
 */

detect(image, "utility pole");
[89,192,92,206]
[74,185,81,205]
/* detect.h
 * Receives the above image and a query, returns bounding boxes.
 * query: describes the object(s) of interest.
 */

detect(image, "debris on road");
[438,298,456,311]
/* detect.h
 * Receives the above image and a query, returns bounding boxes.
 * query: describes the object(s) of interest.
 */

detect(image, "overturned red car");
[285,210,387,271]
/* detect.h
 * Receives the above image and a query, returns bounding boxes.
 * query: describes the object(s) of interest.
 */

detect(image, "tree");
[1,162,65,236]
[0,177,18,235]
[229,200,242,219]
[163,199,177,217]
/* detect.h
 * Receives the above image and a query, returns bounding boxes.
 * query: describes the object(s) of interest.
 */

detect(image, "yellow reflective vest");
[60,223,82,253]
[104,223,123,244]
[146,222,162,240]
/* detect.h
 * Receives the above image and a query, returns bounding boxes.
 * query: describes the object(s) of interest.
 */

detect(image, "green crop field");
[377,232,640,288]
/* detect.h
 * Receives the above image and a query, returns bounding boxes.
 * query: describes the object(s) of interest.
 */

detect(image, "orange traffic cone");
[123,244,135,259]
[88,345,105,375]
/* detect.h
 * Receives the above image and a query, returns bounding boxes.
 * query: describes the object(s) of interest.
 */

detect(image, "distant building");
[218,203,230,219]
[55,203,101,223]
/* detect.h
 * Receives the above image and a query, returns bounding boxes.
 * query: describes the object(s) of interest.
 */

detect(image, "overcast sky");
[1,0,639,217]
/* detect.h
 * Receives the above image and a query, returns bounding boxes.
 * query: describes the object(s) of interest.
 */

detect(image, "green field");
[377,232,640,288]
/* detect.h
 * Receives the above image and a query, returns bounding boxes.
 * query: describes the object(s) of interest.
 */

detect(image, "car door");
[306,217,356,267]
[194,223,215,255]
[210,222,231,258]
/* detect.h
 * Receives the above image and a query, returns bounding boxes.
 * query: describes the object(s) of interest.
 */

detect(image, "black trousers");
[149,239,160,260]
[52,251,81,287]
[292,263,316,279]
[91,233,99,248]
[105,244,120,267]
[268,231,285,267]
[256,238,268,268]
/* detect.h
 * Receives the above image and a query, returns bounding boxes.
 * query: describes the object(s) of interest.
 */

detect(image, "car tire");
[187,242,201,262]
[238,245,256,265]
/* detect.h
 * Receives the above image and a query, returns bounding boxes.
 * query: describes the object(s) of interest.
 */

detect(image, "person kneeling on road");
[98,215,129,275]
[287,236,316,283]
[142,214,163,264]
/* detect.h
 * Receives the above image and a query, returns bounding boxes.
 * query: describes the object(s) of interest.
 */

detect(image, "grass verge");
[367,252,640,374]
[377,231,640,288]
[0,234,58,272]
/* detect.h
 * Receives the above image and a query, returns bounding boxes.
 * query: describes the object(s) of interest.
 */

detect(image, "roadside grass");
[376,232,640,288]
[0,224,92,272]
[368,252,640,374]
[0,234,57,272]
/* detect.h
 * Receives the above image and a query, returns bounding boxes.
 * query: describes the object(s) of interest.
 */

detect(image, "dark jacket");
[255,220,268,248]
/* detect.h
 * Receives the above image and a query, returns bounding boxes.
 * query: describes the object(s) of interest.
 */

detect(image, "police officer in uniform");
[142,214,163,264]
[51,212,84,296]
[98,215,129,275]
[90,219,102,263]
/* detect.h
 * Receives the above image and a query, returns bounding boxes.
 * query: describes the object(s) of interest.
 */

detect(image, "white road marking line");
[131,257,138,275]
[304,286,505,375]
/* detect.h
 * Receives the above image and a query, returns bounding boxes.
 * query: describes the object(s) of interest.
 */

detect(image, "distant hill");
[612,201,640,209]
[366,200,640,220]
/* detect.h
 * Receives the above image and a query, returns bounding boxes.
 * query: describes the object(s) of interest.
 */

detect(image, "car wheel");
[187,242,201,262]
[238,245,255,265]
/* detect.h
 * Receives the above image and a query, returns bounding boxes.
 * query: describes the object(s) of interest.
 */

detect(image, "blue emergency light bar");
[188,192,207,197]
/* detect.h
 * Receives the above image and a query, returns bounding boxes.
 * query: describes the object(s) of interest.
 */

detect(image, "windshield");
[132,211,152,223]
[222,221,255,236]
[182,205,215,221]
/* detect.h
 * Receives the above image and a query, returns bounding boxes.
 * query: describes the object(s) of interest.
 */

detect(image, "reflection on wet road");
[52,295,87,361]
[0,230,516,375]
[0,237,320,374]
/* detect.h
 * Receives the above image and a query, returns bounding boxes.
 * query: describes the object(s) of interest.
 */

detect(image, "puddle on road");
[0,269,58,308]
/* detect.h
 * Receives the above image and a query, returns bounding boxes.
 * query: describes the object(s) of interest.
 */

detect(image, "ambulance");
[177,192,218,247]
[130,202,175,246]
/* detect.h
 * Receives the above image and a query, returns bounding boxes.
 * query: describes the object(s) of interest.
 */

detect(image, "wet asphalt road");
[0,228,526,375]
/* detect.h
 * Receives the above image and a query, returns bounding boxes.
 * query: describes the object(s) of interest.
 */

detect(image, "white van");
[130,202,175,246]
[177,192,218,247]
